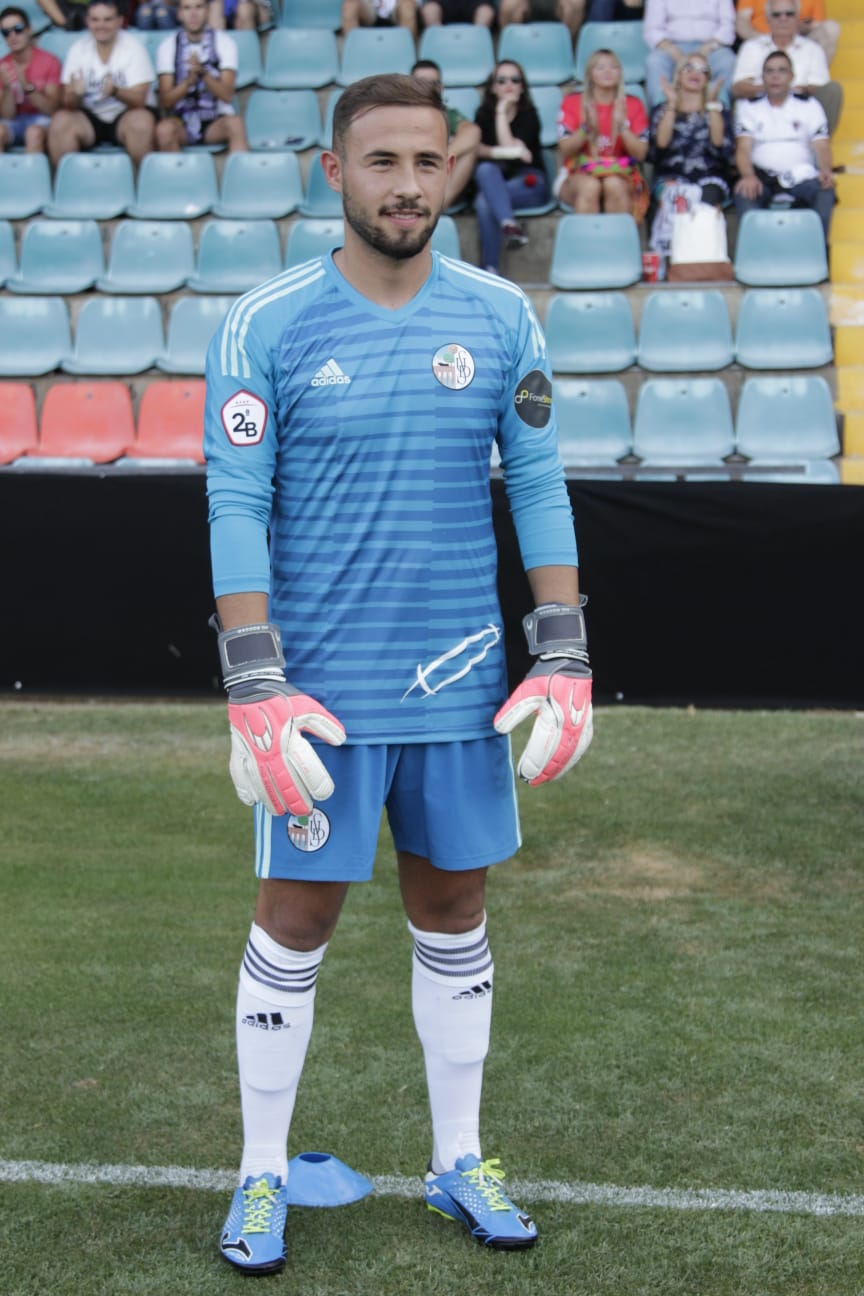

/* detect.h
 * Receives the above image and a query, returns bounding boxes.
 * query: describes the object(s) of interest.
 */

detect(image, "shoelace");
[241,1179,279,1234]
[460,1158,511,1212]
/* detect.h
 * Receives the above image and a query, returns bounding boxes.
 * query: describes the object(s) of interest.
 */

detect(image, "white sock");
[235,922,326,1185]
[409,916,494,1175]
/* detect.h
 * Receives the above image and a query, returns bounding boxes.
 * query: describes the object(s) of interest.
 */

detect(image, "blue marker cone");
[285,1152,373,1207]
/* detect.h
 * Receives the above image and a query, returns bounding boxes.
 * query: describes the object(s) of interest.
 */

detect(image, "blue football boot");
[424,1155,538,1250]
[219,1172,288,1274]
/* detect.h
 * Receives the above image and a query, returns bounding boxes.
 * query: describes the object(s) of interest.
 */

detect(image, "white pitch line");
[2,1160,864,1219]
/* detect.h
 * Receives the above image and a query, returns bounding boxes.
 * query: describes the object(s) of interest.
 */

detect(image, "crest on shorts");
[432,344,475,390]
[286,809,331,852]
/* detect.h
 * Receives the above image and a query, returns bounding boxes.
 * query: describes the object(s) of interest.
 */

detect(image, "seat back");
[38,381,135,462]
[0,154,52,218]
[637,290,734,372]
[497,22,574,85]
[574,21,649,83]
[232,28,264,88]
[189,219,282,292]
[0,382,38,462]
[284,218,345,267]
[735,376,840,460]
[132,380,206,461]
[418,24,495,87]
[158,296,237,374]
[553,378,632,463]
[299,152,343,218]
[0,296,71,376]
[339,26,416,85]
[633,378,735,462]
[733,209,828,286]
[545,292,636,373]
[531,83,565,148]
[7,218,104,294]
[0,220,15,287]
[62,297,165,375]
[245,88,322,149]
[279,0,342,27]
[97,220,195,293]
[259,27,339,88]
[128,152,218,219]
[214,151,304,218]
[734,288,833,369]
[550,214,643,289]
[43,152,135,220]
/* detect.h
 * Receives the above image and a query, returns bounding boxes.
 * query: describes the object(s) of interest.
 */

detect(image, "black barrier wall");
[2,472,862,707]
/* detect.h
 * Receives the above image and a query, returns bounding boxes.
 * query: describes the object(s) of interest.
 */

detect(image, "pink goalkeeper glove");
[494,601,593,786]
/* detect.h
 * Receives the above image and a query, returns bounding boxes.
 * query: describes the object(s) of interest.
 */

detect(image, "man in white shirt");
[47,0,156,166]
[642,0,737,108]
[155,0,246,152]
[734,48,835,237]
[732,0,842,134]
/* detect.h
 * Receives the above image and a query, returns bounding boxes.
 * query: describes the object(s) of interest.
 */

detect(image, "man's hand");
[493,601,593,786]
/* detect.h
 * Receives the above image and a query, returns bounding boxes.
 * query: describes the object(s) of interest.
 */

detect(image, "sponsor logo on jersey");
[286,808,331,852]
[432,343,475,390]
[514,369,552,428]
[221,389,267,446]
[401,623,501,701]
[311,358,351,387]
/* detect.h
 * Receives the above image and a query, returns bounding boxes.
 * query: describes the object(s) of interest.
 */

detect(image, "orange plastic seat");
[131,380,206,462]
[36,381,134,462]
[0,382,38,462]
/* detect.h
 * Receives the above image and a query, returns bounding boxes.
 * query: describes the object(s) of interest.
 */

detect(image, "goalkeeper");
[204,72,594,1276]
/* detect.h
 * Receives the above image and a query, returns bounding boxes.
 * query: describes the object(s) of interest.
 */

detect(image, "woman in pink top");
[556,48,649,218]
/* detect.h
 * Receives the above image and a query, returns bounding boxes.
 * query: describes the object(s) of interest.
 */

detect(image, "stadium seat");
[279,0,342,27]
[157,295,236,374]
[574,21,649,83]
[232,29,264,89]
[549,214,642,289]
[0,153,51,218]
[298,153,343,218]
[35,381,135,463]
[497,22,574,86]
[213,150,304,218]
[5,219,104,294]
[0,382,38,462]
[734,288,833,370]
[187,219,282,292]
[0,296,71,375]
[96,220,195,293]
[126,152,218,219]
[36,27,79,63]
[545,292,636,373]
[443,86,480,124]
[245,88,322,149]
[740,458,841,484]
[130,380,206,462]
[258,27,339,88]
[431,215,461,260]
[531,83,565,148]
[418,25,495,87]
[0,220,15,286]
[512,146,559,217]
[284,218,344,267]
[320,88,343,150]
[553,378,633,464]
[61,297,164,375]
[637,290,734,372]
[633,378,735,463]
[735,376,840,460]
[338,27,416,85]
[42,152,135,219]
[733,209,828,286]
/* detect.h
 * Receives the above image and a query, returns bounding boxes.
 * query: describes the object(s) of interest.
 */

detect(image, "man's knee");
[255,879,348,950]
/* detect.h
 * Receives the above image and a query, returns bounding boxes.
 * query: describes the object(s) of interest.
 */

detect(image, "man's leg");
[47,109,95,168]
[116,108,157,165]
[790,177,836,239]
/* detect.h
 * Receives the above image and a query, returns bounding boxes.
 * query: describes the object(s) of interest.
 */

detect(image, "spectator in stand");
[47,0,156,168]
[0,6,61,153]
[135,0,179,31]
[419,0,495,28]
[736,0,838,64]
[642,0,737,110]
[732,0,842,134]
[473,58,547,274]
[155,0,246,151]
[585,0,643,17]
[36,0,88,32]
[342,0,419,38]
[412,58,480,207]
[207,0,271,32]
[647,53,733,270]
[556,47,649,217]
[497,0,586,40]
[734,47,835,237]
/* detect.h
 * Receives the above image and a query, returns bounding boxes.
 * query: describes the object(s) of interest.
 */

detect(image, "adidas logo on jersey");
[311,358,351,387]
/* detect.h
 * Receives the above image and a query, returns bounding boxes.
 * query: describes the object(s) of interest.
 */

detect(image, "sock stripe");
[412,934,493,980]
[242,938,322,996]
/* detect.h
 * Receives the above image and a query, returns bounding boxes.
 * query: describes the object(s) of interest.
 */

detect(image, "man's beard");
[341,186,440,261]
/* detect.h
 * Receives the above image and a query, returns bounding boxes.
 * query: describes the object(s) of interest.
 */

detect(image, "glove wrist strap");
[210,615,286,690]
[523,598,589,664]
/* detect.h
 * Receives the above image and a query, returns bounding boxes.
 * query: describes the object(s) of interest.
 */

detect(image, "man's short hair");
[332,73,449,155]
[767,0,799,15]
[0,6,30,27]
[87,0,122,12]
[412,59,442,78]
[762,49,794,74]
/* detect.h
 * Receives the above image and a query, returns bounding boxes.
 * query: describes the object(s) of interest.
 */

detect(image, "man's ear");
[319,149,342,195]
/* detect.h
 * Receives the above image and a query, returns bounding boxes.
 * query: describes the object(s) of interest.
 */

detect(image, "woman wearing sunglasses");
[472,59,547,275]
[0,6,61,153]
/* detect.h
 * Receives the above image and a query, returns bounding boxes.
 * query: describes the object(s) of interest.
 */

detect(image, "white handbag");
[670,201,729,265]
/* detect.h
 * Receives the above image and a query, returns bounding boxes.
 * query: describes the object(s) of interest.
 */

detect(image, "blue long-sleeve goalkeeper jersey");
[205,250,578,744]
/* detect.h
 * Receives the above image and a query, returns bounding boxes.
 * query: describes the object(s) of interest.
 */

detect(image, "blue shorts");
[252,736,521,882]
[5,113,50,146]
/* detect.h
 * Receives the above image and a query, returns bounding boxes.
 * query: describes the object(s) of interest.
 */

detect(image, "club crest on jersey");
[432,343,475,390]
[286,808,331,852]
[221,390,267,446]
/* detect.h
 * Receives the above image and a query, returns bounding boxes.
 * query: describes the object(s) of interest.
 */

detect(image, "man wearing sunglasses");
[735,0,838,64]
[0,6,61,152]
[731,0,842,134]
[642,0,737,110]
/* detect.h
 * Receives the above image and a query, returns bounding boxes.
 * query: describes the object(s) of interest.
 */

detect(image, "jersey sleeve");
[204,302,279,599]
